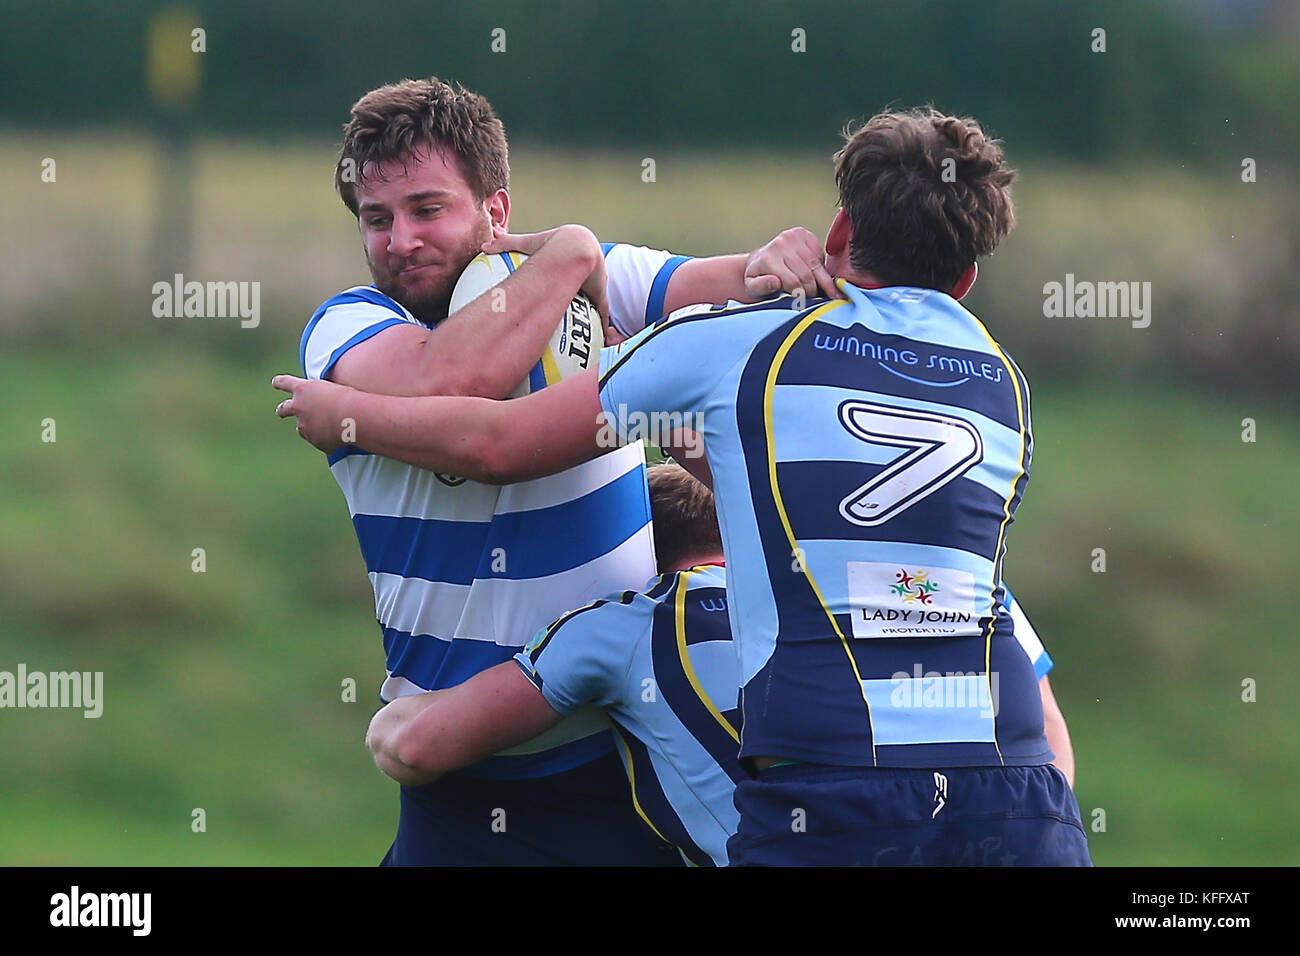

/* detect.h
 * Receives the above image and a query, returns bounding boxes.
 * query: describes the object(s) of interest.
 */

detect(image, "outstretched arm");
[662,227,841,315]
[274,367,607,484]
[365,663,563,786]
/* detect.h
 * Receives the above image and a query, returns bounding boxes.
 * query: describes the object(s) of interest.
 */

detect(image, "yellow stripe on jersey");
[970,317,1029,767]
[674,571,740,744]
[611,725,672,845]
[540,342,563,386]
[762,301,878,764]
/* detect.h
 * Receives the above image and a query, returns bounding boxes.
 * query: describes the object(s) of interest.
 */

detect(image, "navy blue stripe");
[685,588,730,642]
[776,324,1023,432]
[650,577,746,785]
[528,360,546,393]
[611,725,713,866]
[643,254,692,327]
[775,461,1005,559]
[383,626,516,688]
[354,513,489,585]
[734,315,879,762]
[499,251,515,273]
[351,464,647,584]
[327,445,372,465]
[471,464,649,580]
[600,242,617,258]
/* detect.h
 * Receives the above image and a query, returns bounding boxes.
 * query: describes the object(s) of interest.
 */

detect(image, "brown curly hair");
[334,77,510,216]
[833,107,1016,291]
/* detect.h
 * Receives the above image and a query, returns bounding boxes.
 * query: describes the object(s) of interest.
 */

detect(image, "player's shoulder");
[308,285,413,326]
[656,291,831,328]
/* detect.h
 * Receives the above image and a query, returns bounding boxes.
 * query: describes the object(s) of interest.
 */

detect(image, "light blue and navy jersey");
[512,568,1055,866]
[299,246,684,779]
[597,281,1046,769]
[515,565,741,866]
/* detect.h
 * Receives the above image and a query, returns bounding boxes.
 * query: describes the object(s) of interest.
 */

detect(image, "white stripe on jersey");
[455,522,656,643]
[369,572,469,644]
[332,453,500,521]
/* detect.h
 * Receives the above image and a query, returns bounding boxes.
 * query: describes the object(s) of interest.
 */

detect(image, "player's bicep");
[326,322,435,395]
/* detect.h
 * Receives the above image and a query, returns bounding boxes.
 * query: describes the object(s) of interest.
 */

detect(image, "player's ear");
[825,208,851,258]
[950,262,978,300]
[486,189,509,234]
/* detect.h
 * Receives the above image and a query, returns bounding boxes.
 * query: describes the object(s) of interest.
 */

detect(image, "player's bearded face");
[356,148,497,326]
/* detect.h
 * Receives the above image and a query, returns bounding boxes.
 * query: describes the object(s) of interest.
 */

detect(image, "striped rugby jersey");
[597,281,1049,769]
[514,566,1056,866]
[300,244,686,779]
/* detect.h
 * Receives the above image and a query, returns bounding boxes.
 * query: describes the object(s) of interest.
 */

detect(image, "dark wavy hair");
[833,107,1016,290]
[335,77,509,215]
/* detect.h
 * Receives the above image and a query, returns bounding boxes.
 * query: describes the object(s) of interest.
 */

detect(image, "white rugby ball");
[448,251,603,398]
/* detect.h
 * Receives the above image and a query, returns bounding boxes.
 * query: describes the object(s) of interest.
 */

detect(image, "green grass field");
[1,133,1296,865]
[1,349,1294,865]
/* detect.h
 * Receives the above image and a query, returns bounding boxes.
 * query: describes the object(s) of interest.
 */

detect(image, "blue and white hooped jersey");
[514,567,1056,866]
[299,245,684,779]
[598,281,1048,769]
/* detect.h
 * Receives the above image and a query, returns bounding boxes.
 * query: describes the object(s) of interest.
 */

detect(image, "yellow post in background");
[147,6,202,284]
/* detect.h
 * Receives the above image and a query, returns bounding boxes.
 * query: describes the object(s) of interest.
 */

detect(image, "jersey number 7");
[836,400,984,527]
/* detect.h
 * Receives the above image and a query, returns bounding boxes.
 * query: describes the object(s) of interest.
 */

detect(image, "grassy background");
[1,134,1296,864]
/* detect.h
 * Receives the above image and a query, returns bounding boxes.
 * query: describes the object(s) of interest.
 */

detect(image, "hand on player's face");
[745,226,843,302]
[272,375,351,453]
[356,147,497,324]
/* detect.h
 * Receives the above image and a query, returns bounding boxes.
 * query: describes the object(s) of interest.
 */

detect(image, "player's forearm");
[1039,676,1076,787]
[333,388,509,480]
[662,254,749,315]
[416,238,597,398]
[332,373,604,484]
[386,664,565,778]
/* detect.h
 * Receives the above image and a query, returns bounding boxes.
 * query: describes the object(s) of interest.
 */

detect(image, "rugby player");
[363,464,1076,866]
[278,106,1091,865]
[298,76,834,865]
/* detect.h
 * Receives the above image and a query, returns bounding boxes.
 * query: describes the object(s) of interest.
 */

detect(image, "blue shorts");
[728,763,1092,866]
[380,750,684,866]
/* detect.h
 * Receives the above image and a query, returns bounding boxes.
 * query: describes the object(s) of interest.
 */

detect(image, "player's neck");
[839,268,886,291]
[672,552,726,571]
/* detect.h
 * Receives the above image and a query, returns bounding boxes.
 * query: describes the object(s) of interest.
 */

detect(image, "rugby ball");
[448,251,603,398]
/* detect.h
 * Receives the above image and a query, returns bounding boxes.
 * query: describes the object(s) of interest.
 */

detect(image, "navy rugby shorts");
[727,763,1092,866]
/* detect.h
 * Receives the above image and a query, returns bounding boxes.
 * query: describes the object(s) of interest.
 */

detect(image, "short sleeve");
[597,303,785,437]
[300,287,416,380]
[513,597,640,715]
[1004,587,1054,678]
[602,243,693,338]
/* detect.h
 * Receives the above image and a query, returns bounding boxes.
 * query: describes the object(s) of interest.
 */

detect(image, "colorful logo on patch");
[891,569,940,605]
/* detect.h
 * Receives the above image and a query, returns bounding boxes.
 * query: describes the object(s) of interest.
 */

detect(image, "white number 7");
[837,401,983,527]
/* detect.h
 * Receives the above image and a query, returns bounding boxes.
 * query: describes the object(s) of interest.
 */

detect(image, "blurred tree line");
[2,0,1297,169]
